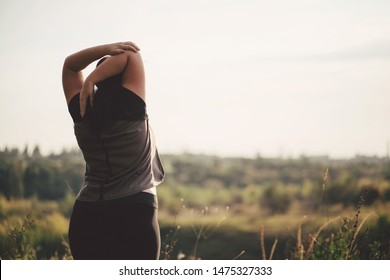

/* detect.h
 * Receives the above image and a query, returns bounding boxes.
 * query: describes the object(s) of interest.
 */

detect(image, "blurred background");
[0,0,390,259]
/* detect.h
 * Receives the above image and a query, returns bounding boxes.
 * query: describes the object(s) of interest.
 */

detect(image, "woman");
[62,42,164,260]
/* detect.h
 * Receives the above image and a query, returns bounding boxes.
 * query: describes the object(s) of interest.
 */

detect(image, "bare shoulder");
[122,51,146,100]
[125,51,145,73]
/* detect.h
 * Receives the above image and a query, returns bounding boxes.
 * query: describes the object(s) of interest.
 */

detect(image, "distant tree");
[326,173,358,206]
[362,187,380,205]
[61,161,84,194]
[383,188,390,202]
[23,159,66,200]
[261,185,292,214]
[32,146,41,158]
[0,160,24,199]
[0,162,10,197]
[383,165,390,181]
[22,145,30,159]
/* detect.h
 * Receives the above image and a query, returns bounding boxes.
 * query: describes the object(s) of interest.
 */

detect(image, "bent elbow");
[63,55,78,72]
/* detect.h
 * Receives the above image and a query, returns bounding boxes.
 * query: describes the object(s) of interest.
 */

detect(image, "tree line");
[1,146,390,213]
[0,146,84,200]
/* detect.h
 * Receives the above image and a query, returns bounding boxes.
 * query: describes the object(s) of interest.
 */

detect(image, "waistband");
[76,191,158,209]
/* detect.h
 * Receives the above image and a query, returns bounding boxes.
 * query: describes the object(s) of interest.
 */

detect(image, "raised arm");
[79,50,145,118]
[62,42,140,104]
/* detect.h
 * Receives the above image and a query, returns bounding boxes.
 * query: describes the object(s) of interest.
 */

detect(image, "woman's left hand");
[106,41,140,55]
[79,80,94,118]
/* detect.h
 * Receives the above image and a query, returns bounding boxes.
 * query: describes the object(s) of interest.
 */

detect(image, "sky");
[0,0,389,158]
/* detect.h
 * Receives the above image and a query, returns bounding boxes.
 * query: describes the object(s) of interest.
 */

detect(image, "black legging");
[68,194,160,260]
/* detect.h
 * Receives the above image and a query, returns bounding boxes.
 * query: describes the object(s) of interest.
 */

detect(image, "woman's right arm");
[62,42,139,103]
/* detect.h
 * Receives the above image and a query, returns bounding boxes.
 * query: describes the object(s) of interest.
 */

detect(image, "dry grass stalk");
[353,211,378,241]
[347,211,378,258]
[269,238,278,260]
[321,168,328,194]
[346,188,368,258]
[61,235,73,260]
[161,225,180,260]
[260,224,266,260]
[259,225,278,260]
[232,250,246,260]
[296,216,307,260]
[305,216,341,259]
[319,168,330,222]
[189,206,227,259]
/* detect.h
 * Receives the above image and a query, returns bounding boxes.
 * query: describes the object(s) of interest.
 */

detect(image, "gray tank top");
[68,87,164,201]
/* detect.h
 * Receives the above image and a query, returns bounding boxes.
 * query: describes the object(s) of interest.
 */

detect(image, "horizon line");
[1,144,389,161]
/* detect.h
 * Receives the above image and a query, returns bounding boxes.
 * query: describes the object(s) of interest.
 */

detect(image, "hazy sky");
[1,0,389,158]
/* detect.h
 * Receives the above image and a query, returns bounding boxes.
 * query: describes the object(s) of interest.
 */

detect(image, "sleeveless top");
[68,84,164,203]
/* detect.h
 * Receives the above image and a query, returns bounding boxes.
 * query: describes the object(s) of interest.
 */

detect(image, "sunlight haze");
[0,0,389,158]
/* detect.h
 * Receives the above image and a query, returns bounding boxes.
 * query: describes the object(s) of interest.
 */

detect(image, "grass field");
[1,194,389,260]
[1,152,390,259]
